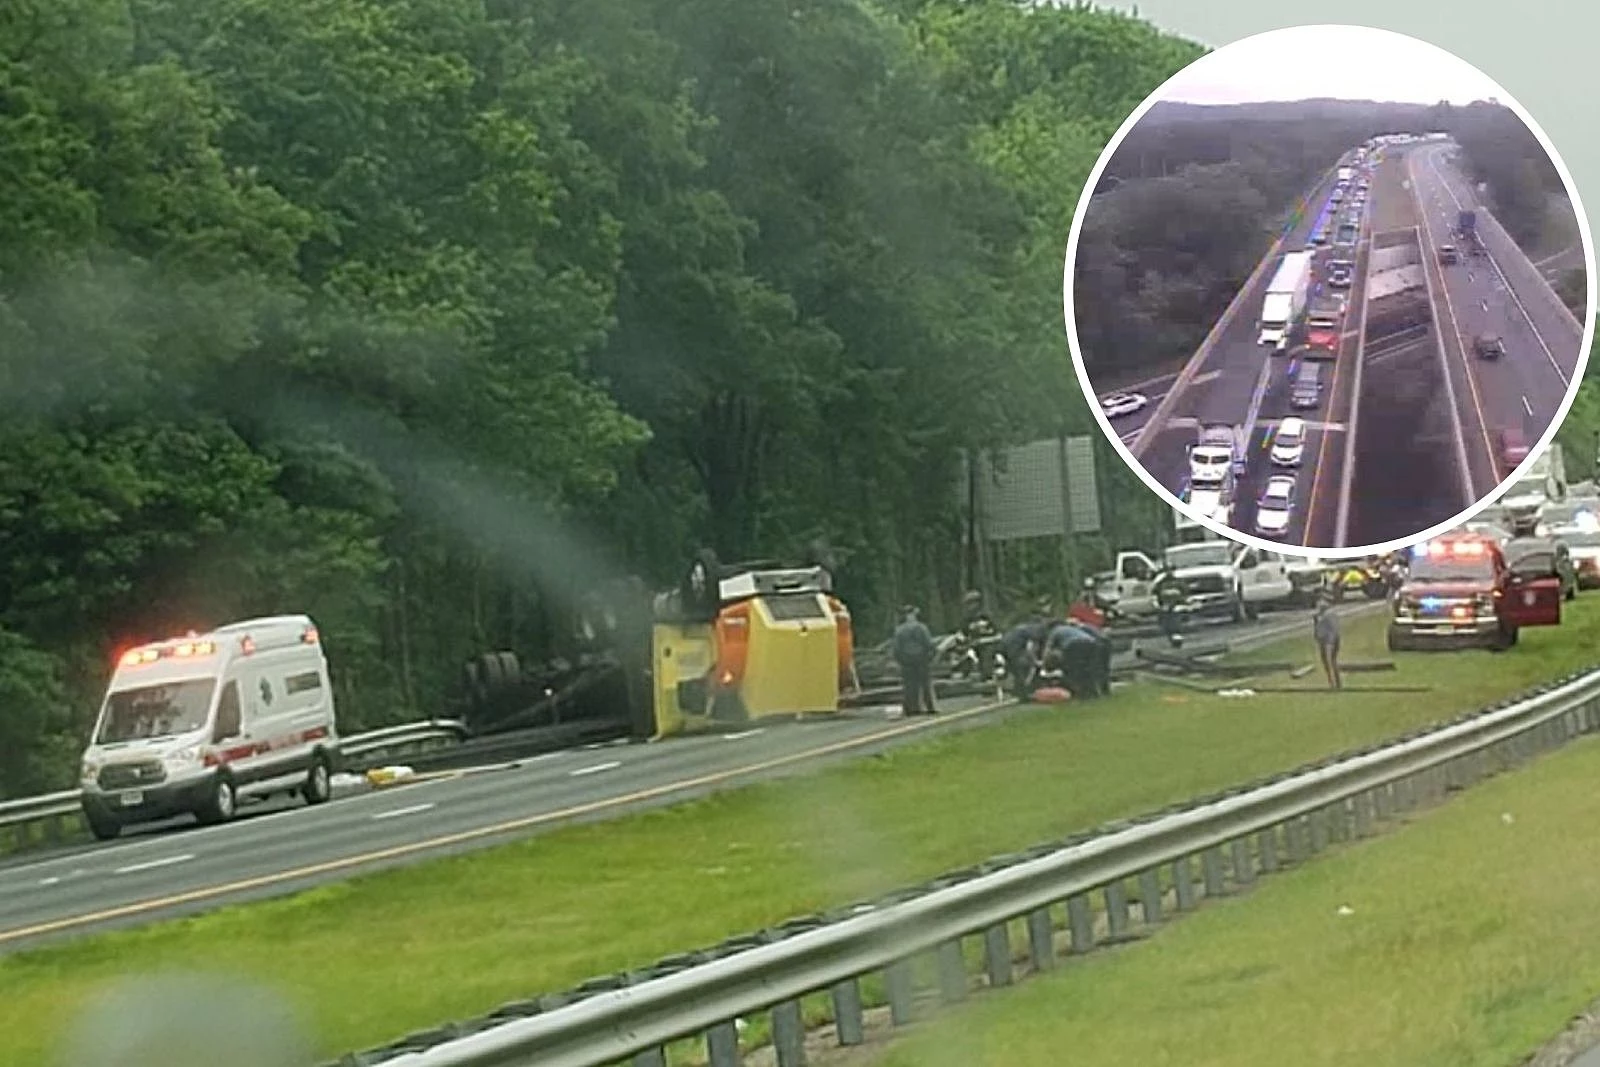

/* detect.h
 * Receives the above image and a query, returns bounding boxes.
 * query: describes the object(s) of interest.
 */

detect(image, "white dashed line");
[1523,395,1535,417]
[371,803,435,821]
[115,854,194,876]
[722,729,765,741]
[570,761,622,778]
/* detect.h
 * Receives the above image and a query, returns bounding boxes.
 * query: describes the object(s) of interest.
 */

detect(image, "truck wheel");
[1385,625,1406,653]
[83,806,121,842]
[302,755,333,806]
[196,774,237,825]
[683,548,722,620]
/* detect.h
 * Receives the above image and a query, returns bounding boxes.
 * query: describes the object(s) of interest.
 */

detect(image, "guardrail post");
[1067,894,1094,952]
[1308,810,1328,853]
[43,815,62,846]
[1352,792,1374,837]
[885,961,915,1026]
[1258,826,1280,872]
[1372,784,1393,822]
[1283,819,1305,866]
[1172,856,1197,911]
[1026,908,1056,971]
[937,941,968,1002]
[707,1021,742,1067]
[831,979,865,1045]
[772,1000,807,1066]
[1202,848,1226,897]
[1105,880,1131,939]
[1392,775,1415,814]
[1138,869,1163,924]
[1325,800,1349,843]
[983,925,1012,988]
[1229,837,1255,886]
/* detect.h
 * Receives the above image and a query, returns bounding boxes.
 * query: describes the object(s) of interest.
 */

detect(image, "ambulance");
[78,616,341,840]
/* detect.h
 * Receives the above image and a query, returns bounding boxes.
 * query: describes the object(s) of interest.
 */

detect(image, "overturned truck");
[459,552,857,752]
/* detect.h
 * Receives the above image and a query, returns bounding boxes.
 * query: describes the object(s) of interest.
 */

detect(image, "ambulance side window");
[214,682,242,742]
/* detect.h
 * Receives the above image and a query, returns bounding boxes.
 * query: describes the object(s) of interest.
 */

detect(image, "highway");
[1408,143,1586,501]
[1126,153,1371,547]
[0,608,1332,952]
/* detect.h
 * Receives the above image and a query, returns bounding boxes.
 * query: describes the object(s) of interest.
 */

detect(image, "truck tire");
[683,548,722,621]
[1385,625,1407,653]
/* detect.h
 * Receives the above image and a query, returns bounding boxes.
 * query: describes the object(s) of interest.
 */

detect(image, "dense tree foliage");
[1070,98,1576,381]
[1433,99,1566,247]
[0,0,1206,795]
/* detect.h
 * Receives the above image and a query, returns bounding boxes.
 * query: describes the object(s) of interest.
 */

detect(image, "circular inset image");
[1064,24,1595,557]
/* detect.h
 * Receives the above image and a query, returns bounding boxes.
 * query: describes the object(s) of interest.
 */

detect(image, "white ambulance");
[78,615,342,840]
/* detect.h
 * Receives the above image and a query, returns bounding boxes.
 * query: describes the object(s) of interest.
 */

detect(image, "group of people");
[889,592,1117,715]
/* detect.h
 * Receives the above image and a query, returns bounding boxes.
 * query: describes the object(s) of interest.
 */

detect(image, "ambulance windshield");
[95,678,218,744]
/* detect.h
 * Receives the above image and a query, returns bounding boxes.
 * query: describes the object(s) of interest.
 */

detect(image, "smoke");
[56,972,312,1067]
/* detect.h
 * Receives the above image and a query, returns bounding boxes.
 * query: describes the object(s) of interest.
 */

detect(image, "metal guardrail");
[337,664,1600,1067]
[0,719,470,848]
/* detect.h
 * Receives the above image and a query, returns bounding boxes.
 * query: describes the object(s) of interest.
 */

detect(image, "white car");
[1255,475,1297,537]
[1270,417,1306,466]
[1099,392,1149,419]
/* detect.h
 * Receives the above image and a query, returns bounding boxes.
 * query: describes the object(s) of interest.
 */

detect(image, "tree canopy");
[0,0,1206,795]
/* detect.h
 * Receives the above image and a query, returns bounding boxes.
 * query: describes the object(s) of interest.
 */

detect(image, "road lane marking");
[1424,152,1575,381]
[570,761,622,778]
[371,803,435,821]
[1523,395,1535,418]
[114,854,194,876]
[1408,154,1495,502]
[722,730,764,741]
[0,697,1025,946]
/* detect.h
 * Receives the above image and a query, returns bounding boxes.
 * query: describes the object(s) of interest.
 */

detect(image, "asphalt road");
[1102,369,1180,444]
[1408,144,1585,499]
[0,608,1332,952]
[1129,153,1370,547]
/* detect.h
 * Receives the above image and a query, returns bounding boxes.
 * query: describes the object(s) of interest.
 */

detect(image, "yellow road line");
[0,699,1012,945]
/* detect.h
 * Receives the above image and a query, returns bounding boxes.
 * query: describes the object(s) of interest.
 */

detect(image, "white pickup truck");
[1100,537,1296,623]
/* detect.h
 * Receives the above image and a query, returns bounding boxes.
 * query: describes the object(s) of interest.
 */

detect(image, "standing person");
[892,605,938,715]
[1313,594,1342,689]
[1151,567,1186,647]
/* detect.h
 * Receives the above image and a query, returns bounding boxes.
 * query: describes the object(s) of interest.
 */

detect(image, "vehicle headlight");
[80,759,99,781]
[1474,592,1496,613]
[166,745,202,767]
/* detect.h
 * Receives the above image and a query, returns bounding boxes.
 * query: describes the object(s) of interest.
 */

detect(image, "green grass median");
[6,602,1600,1062]
[865,695,1600,1067]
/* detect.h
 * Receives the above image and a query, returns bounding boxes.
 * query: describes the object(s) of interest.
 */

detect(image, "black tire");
[1385,625,1406,653]
[1567,580,1578,602]
[1363,581,1386,600]
[683,548,722,620]
[83,806,121,842]
[302,754,333,806]
[196,774,237,825]
[1231,594,1246,623]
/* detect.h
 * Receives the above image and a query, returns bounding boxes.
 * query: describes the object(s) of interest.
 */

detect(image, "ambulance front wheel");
[83,805,121,842]
[196,774,237,826]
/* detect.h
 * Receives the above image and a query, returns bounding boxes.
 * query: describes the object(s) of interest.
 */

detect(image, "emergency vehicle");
[78,616,340,840]
[1387,534,1561,651]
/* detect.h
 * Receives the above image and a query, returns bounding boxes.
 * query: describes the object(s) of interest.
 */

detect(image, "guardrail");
[0,719,470,853]
[334,664,1600,1067]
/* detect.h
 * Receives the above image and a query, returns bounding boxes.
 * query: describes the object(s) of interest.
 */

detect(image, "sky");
[1158,25,1504,107]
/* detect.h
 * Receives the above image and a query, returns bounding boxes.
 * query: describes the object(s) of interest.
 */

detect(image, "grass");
[6,602,1600,1063]
[862,703,1600,1067]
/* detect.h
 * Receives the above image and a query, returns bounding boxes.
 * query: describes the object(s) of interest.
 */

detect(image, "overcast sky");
[1159,25,1504,106]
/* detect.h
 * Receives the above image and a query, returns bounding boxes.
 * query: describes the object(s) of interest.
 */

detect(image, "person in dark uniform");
[1042,622,1098,697]
[1063,618,1114,697]
[891,605,938,715]
[1151,567,1186,647]
[999,619,1047,700]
